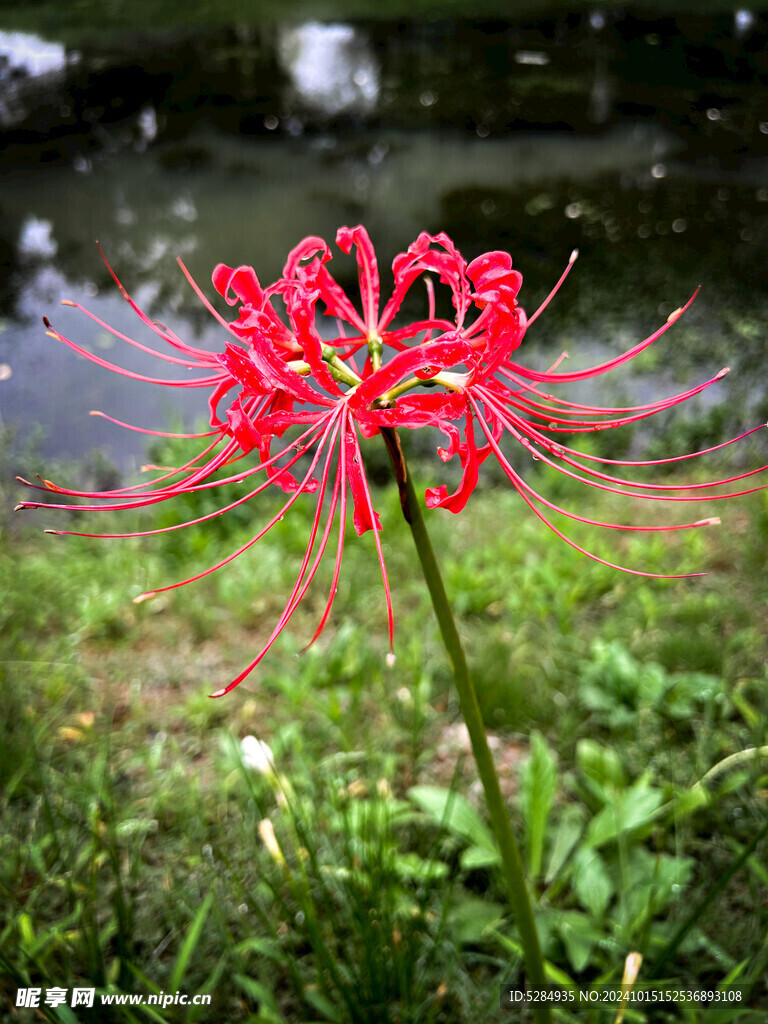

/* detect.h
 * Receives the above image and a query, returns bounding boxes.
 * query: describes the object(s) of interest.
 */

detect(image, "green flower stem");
[380,427,549,1022]
[693,745,768,793]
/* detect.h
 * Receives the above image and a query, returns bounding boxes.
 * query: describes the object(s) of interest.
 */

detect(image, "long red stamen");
[477,386,768,503]
[470,400,719,533]
[526,249,578,326]
[469,397,707,579]
[43,318,225,389]
[498,368,731,433]
[42,436,322,539]
[96,243,223,365]
[134,407,342,600]
[300,405,351,651]
[60,300,219,368]
[505,289,699,384]
[17,418,327,509]
[177,258,238,335]
[347,420,394,652]
[516,423,767,469]
[208,413,347,696]
[89,410,220,439]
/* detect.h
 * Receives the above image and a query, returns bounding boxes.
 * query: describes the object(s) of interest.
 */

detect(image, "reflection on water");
[136,104,158,146]
[734,9,756,38]
[278,22,379,116]
[18,216,58,259]
[0,27,79,139]
[0,29,69,77]
[1,13,767,468]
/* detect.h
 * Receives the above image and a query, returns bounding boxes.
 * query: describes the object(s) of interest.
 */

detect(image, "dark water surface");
[1,11,767,467]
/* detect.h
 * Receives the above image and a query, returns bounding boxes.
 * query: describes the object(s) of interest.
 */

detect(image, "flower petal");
[424,410,497,514]
[226,396,263,453]
[336,225,380,334]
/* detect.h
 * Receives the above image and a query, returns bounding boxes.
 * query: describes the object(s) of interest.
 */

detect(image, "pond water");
[1,12,767,469]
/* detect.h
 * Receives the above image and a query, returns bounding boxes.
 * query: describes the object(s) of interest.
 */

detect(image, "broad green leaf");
[585,786,663,848]
[520,731,557,878]
[448,896,504,944]
[715,770,752,796]
[674,784,711,816]
[555,911,601,973]
[572,848,613,917]
[460,844,501,870]
[393,852,449,880]
[576,739,626,796]
[408,785,497,853]
[545,804,586,883]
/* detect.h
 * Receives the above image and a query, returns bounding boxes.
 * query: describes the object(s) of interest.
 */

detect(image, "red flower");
[17,228,767,692]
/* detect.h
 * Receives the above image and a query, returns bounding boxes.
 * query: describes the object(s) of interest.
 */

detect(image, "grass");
[2,432,768,1022]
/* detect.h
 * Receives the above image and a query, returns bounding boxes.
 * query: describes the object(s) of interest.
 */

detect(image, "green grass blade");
[169,891,215,993]
[234,974,287,1023]
[53,1007,80,1024]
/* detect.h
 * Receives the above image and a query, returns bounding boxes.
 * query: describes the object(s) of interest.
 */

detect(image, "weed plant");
[2,432,768,1022]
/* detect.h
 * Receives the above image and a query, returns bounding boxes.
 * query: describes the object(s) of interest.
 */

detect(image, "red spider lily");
[17,227,767,693]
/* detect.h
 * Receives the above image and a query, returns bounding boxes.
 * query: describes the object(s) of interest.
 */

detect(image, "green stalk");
[381,427,550,1022]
